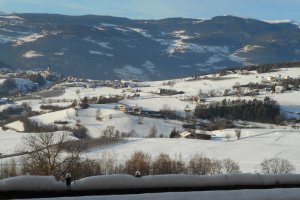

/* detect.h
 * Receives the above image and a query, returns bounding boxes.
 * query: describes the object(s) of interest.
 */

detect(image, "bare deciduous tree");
[96,109,102,121]
[148,126,157,138]
[235,129,241,140]
[138,116,144,124]
[260,158,295,174]
[102,126,115,137]
[0,159,17,179]
[152,153,173,175]
[222,159,240,173]
[123,151,151,176]
[189,154,213,175]
[210,159,223,175]
[20,132,82,179]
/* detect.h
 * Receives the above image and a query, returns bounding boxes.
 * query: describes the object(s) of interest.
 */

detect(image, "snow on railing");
[1,173,300,191]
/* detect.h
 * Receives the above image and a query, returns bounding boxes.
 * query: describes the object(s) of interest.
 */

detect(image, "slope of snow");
[100,23,117,27]
[89,50,113,57]
[30,108,75,127]
[0,131,25,154]
[22,51,44,58]
[238,45,264,53]
[0,131,76,156]
[0,15,23,20]
[2,174,300,191]
[14,33,47,46]
[1,67,300,175]
[264,19,293,24]
[84,129,300,173]
[4,120,24,132]
[167,42,229,55]
[0,79,6,84]
[128,27,152,38]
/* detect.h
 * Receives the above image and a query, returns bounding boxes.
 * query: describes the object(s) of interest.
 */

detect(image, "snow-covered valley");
[0,65,300,176]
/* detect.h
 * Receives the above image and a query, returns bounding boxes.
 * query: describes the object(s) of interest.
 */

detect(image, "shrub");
[222,159,240,173]
[148,126,157,138]
[72,125,90,139]
[235,129,241,140]
[0,159,18,179]
[152,153,173,175]
[260,158,295,174]
[169,128,180,138]
[20,132,83,179]
[189,154,213,175]
[123,151,151,176]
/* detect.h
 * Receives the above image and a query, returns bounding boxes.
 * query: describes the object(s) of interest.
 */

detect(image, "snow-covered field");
[1,67,300,174]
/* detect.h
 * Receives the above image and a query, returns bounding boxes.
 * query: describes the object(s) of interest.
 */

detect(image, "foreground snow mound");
[1,174,300,191]
[73,174,300,190]
[0,176,65,191]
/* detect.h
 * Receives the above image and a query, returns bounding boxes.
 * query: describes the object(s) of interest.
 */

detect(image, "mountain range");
[0,13,300,80]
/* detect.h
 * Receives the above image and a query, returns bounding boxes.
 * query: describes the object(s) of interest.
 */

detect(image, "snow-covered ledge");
[1,174,300,191]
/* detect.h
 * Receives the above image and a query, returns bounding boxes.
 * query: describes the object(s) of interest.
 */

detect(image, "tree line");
[194,97,282,124]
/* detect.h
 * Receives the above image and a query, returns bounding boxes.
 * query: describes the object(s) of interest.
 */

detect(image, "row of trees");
[218,61,300,75]
[194,97,282,124]
[0,133,295,180]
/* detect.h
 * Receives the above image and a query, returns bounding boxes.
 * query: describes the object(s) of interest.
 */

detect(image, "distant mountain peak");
[0,14,300,80]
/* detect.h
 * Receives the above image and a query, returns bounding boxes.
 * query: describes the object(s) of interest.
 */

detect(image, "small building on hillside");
[179,131,192,138]
[180,130,212,140]
[118,105,127,112]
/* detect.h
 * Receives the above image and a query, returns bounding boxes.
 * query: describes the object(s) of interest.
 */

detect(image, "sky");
[0,0,300,22]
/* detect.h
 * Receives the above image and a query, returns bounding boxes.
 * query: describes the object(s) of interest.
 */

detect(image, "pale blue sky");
[0,0,299,21]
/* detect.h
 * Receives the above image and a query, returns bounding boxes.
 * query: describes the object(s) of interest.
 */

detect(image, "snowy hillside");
[1,14,300,80]
[0,66,300,175]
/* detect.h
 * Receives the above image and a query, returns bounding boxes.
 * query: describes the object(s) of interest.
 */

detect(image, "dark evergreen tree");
[194,97,281,124]
[80,97,89,109]
[170,128,180,138]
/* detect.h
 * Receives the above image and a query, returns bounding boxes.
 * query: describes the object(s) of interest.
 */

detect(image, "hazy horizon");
[0,0,299,22]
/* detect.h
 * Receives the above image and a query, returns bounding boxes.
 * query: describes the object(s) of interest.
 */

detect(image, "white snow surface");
[4,120,24,132]
[3,174,300,200]
[238,45,264,53]
[0,131,25,154]
[128,27,152,38]
[0,15,23,20]
[1,67,300,174]
[264,19,294,24]
[22,51,44,58]
[89,50,113,57]
[1,174,300,191]
[0,176,64,191]
[14,33,47,46]
[25,189,300,200]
